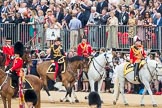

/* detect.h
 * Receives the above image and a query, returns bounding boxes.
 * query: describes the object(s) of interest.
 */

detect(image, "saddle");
[124,60,146,76]
[10,75,33,90]
[47,64,55,73]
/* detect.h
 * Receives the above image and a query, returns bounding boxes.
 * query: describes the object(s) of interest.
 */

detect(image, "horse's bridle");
[0,73,9,90]
[146,63,159,81]
[92,53,112,79]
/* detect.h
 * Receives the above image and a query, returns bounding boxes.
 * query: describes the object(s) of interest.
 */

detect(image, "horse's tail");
[113,72,120,105]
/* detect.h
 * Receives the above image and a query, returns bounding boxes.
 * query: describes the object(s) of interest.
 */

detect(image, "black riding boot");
[134,63,139,81]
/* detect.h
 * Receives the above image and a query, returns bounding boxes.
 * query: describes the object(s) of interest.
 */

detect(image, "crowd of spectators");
[1,0,162,50]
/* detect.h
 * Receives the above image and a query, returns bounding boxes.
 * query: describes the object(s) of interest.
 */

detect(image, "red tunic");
[10,57,23,77]
[77,42,92,57]
[130,45,146,64]
[2,45,14,66]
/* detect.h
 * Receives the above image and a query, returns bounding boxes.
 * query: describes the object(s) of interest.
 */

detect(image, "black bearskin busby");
[88,92,102,108]
[14,41,24,57]
[24,90,37,106]
[6,37,12,41]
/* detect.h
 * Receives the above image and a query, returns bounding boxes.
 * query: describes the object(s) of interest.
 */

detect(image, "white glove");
[131,64,134,66]
[11,56,15,60]
[6,70,10,74]
[52,63,55,66]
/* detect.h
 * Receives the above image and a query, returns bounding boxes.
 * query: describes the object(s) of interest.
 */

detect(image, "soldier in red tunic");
[6,41,24,87]
[130,36,146,81]
[77,36,92,57]
[2,37,14,69]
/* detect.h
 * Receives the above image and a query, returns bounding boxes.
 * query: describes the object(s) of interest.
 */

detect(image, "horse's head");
[104,51,113,67]
[147,60,162,76]
[22,51,32,66]
[82,57,89,72]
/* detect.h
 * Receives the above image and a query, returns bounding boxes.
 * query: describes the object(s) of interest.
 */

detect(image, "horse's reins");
[0,73,9,90]
[92,54,112,79]
[146,63,158,82]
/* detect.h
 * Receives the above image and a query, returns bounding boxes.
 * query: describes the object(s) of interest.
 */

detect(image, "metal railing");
[0,23,162,52]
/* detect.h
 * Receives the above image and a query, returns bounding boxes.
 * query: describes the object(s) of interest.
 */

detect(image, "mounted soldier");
[6,41,24,98]
[50,37,65,81]
[2,37,14,70]
[130,36,146,81]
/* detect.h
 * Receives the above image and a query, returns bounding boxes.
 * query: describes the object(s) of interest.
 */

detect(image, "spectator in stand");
[155,1,162,16]
[76,7,84,27]
[128,10,137,46]
[50,17,62,29]
[40,0,48,15]
[16,2,27,15]
[54,6,64,24]
[153,12,162,49]
[106,10,119,48]
[1,0,10,14]
[87,6,99,47]
[96,0,108,14]
[0,0,2,21]
[118,5,129,33]
[152,8,158,23]
[31,0,39,10]
[63,8,72,25]
[22,11,30,23]
[80,0,92,27]
[28,9,38,48]
[137,15,145,42]
[69,10,82,48]
[13,12,23,24]
[44,9,54,28]
[36,5,41,14]
[0,13,8,23]
[143,11,152,51]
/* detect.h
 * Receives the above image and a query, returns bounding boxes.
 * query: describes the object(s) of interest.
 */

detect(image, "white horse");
[88,51,113,95]
[113,59,162,107]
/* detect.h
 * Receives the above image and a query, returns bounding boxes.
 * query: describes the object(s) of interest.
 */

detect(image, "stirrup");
[134,76,138,81]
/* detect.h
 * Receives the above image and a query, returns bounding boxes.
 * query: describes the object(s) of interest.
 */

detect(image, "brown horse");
[0,52,6,71]
[37,56,89,102]
[0,69,42,108]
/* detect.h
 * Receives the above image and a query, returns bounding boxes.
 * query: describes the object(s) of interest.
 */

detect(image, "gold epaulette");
[51,45,54,48]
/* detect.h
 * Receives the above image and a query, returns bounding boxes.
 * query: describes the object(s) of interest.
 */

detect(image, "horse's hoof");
[125,103,129,106]
[153,104,158,107]
[101,100,104,104]
[113,101,116,105]
[75,99,79,103]
[60,99,63,102]
[85,96,88,99]
[65,99,70,102]
[141,104,145,106]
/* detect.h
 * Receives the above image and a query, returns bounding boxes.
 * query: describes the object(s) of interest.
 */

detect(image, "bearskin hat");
[6,37,12,42]
[55,37,62,41]
[14,41,24,57]
[88,92,102,108]
[24,90,37,106]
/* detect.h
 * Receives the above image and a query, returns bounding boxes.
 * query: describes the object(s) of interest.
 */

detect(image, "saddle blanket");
[47,64,55,73]
[124,60,146,76]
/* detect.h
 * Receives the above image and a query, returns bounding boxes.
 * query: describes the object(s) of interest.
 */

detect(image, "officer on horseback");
[50,37,65,81]
[130,36,146,81]
[2,37,14,70]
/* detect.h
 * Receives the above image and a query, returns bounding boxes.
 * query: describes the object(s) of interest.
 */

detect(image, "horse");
[0,69,42,108]
[87,51,113,97]
[113,59,162,107]
[60,56,89,103]
[0,52,6,71]
[37,56,89,102]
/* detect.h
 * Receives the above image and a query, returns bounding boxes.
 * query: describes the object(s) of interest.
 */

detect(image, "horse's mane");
[67,56,84,62]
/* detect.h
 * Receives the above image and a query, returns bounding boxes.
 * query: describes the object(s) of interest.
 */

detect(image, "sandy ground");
[0,91,162,108]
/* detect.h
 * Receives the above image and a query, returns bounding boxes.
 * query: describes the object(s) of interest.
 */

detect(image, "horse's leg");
[42,76,54,102]
[113,76,120,105]
[1,95,7,108]
[89,79,95,92]
[97,79,104,103]
[68,87,73,103]
[119,78,128,105]
[72,88,79,103]
[143,81,157,107]
[60,90,69,102]
[7,97,11,108]
[140,87,147,106]
[35,92,41,108]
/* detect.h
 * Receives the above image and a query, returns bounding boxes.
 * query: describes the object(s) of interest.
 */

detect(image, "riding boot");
[134,63,139,81]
